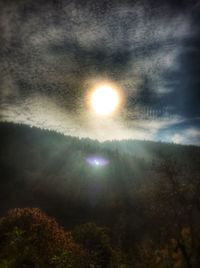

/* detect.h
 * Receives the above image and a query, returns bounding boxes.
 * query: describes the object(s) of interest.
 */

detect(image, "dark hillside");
[0,122,200,264]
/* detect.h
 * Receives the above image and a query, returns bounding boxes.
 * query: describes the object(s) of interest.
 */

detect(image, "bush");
[0,208,89,268]
[73,222,114,268]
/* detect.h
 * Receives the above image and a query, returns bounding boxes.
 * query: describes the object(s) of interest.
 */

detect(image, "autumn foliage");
[0,208,89,268]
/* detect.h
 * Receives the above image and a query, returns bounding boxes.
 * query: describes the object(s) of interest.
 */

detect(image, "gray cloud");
[0,0,199,144]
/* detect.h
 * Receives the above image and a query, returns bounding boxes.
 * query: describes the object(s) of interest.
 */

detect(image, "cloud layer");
[0,0,200,144]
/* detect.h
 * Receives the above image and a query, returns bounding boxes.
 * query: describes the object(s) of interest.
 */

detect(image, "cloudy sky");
[0,0,200,144]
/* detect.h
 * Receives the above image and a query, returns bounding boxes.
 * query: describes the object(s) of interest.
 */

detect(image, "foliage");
[0,208,88,268]
[73,223,113,267]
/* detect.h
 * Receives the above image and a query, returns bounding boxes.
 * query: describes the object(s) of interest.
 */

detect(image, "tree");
[0,208,89,268]
[138,158,200,268]
[73,222,114,268]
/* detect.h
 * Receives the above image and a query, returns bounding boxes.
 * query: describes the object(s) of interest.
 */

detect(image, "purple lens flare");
[86,155,109,167]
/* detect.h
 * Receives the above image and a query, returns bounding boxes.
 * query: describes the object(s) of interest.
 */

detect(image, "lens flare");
[86,155,109,167]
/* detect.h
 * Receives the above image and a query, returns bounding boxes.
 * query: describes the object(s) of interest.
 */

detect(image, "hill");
[0,122,199,221]
[0,122,200,267]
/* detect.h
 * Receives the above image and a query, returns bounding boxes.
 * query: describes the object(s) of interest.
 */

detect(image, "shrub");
[0,208,89,268]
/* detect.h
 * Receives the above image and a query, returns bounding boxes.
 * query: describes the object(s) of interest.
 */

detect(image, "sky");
[0,0,200,145]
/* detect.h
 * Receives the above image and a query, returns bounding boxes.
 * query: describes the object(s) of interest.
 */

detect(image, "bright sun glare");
[91,85,119,116]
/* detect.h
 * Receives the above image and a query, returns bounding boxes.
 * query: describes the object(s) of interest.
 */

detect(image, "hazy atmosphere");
[0,1,200,267]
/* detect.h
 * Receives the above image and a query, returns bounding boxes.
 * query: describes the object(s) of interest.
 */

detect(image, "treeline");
[0,203,200,267]
[0,208,116,268]
[0,122,200,267]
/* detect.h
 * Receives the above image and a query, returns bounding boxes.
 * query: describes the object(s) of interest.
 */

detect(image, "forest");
[0,122,200,267]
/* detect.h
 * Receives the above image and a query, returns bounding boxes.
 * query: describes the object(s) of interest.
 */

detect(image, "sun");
[91,85,119,116]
